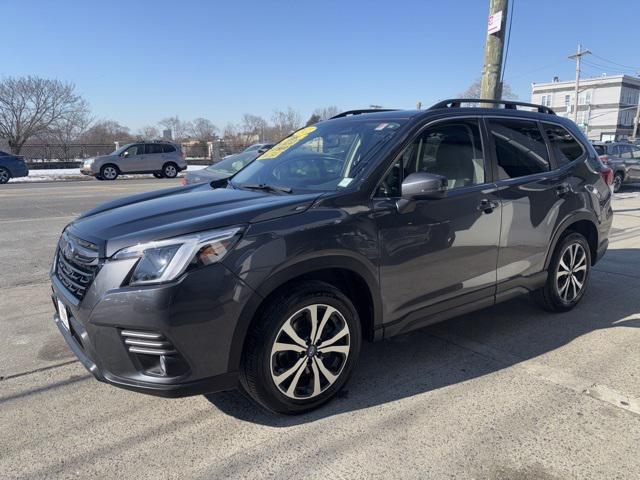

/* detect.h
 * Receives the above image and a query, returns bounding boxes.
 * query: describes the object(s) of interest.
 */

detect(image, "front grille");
[55,232,100,301]
[121,330,177,355]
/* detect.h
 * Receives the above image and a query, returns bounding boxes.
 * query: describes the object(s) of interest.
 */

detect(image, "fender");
[226,254,382,372]
[543,210,598,270]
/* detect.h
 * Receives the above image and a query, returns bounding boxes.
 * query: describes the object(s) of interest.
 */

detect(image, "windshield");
[231,118,405,192]
[110,143,133,155]
[205,151,258,174]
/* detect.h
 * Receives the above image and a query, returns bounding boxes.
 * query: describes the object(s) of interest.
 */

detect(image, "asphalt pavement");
[1,180,640,479]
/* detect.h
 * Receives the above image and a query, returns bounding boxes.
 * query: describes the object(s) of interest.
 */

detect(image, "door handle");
[477,199,499,214]
[556,184,570,196]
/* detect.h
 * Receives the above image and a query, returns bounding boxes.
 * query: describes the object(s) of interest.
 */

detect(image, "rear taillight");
[181,150,186,159]
[599,155,609,164]
[600,165,613,186]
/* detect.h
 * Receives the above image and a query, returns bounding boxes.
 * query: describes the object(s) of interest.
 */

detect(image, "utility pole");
[568,44,591,123]
[480,0,509,100]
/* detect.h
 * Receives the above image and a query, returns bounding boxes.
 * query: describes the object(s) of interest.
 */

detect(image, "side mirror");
[122,151,130,158]
[402,172,447,200]
[397,172,447,213]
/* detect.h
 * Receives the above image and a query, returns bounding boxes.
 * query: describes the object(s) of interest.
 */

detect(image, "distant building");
[162,129,172,140]
[531,74,640,141]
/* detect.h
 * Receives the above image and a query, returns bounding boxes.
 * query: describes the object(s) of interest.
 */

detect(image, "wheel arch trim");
[226,254,382,373]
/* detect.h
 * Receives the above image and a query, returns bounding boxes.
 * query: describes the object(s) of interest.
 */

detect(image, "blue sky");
[3,0,639,131]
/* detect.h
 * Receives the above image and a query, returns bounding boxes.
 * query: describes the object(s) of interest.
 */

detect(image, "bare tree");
[0,76,89,154]
[313,106,340,121]
[269,107,302,142]
[79,120,134,145]
[138,125,160,140]
[459,78,518,100]
[190,118,218,142]
[241,114,268,142]
[39,105,93,160]
[159,116,192,142]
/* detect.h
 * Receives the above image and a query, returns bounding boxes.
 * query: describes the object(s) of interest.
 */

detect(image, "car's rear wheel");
[100,164,119,181]
[0,167,11,184]
[532,232,591,312]
[240,281,361,414]
[153,172,164,179]
[162,163,178,179]
[613,172,624,193]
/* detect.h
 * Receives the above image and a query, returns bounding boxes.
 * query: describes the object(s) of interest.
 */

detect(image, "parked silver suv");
[81,141,187,181]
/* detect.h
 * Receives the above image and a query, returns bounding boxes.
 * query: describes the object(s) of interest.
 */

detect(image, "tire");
[240,280,362,414]
[613,172,623,193]
[0,167,11,184]
[532,232,591,312]
[162,162,178,179]
[100,164,119,181]
[153,172,164,179]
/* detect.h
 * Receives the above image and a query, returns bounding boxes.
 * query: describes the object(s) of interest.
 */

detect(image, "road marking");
[432,329,640,417]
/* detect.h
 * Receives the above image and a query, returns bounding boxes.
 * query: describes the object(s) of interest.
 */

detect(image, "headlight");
[112,227,242,286]
[84,159,94,167]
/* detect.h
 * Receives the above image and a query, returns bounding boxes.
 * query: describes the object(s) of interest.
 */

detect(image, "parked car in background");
[182,150,263,186]
[0,150,29,184]
[242,143,274,153]
[51,100,613,414]
[80,141,186,181]
[592,141,640,192]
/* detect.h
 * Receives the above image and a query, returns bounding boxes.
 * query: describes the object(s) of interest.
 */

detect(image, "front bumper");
[51,261,256,397]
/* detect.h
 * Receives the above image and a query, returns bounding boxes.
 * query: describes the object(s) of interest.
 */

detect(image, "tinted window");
[162,144,176,153]
[592,144,606,156]
[488,119,549,179]
[543,123,584,166]
[619,145,640,159]
[147,144,163,154]
[377,119,485,197]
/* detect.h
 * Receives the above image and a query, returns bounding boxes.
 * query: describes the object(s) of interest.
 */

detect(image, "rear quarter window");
[542,123,585,167]
[162,144,176,153]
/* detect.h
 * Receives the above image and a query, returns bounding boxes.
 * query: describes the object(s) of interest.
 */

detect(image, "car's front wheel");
[532,232,591,312]
[100,164,119,181]
[0,167,11,184]
[240,281,361,414]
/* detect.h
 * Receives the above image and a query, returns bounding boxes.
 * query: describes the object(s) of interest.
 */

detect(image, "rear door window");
[488,118,550,179]
[147,144,164,154]
[542,123,585,166]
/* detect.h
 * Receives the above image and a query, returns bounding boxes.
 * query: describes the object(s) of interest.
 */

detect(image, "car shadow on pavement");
[205,248,640,426]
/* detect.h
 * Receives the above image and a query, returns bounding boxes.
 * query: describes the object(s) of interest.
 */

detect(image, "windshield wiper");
[240,183,293,194]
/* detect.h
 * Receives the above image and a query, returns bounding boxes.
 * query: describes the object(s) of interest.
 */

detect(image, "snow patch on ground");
[8,165,207,183]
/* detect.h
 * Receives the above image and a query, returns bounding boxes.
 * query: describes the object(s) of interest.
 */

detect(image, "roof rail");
[429,98,556,115]
[330,108,399,119]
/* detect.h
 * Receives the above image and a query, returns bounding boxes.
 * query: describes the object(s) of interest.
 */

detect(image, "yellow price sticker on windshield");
[259,126,317,159]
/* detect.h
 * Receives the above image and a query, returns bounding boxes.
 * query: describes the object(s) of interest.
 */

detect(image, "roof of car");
[327,100,562,124]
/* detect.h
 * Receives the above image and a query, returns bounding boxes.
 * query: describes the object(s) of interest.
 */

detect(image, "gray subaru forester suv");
[81,141,187,180]
[53,99,613,414]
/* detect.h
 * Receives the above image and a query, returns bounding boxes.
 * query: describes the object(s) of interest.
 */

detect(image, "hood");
[68,185,321,257]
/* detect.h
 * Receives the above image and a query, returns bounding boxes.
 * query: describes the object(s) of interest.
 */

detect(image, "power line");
[590,53,640,72]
